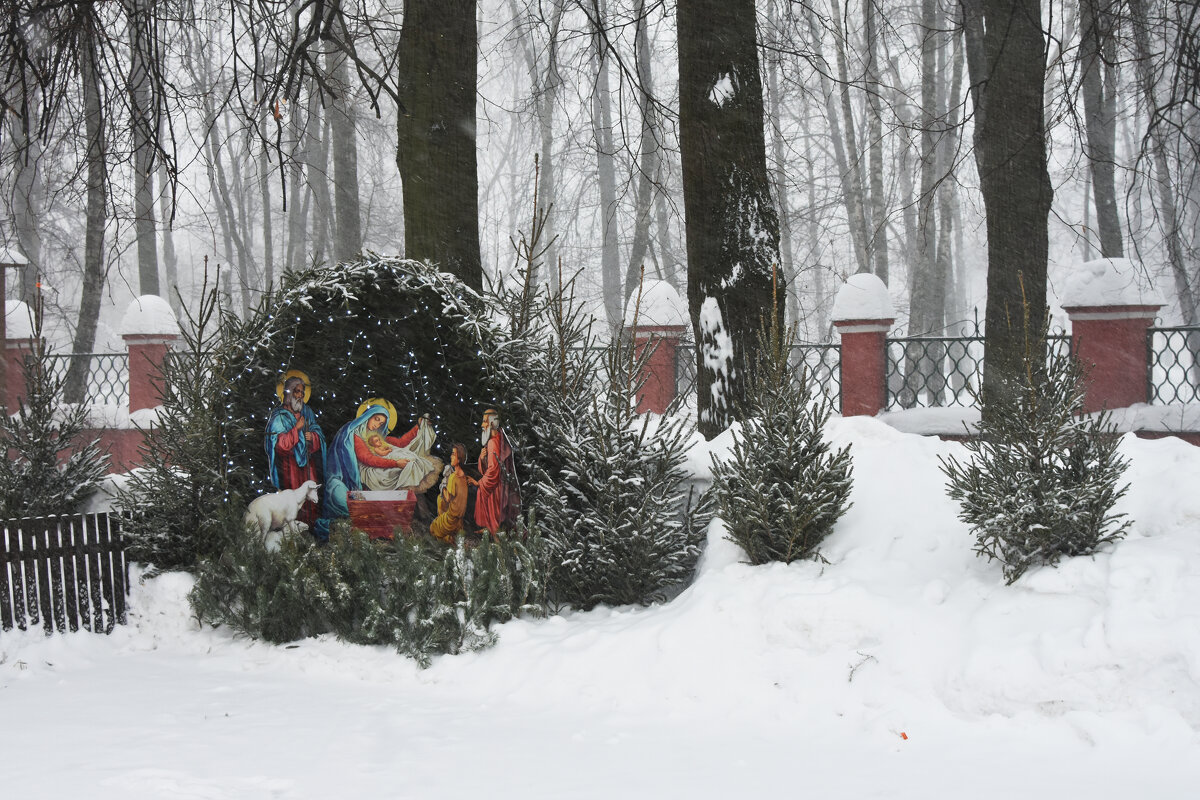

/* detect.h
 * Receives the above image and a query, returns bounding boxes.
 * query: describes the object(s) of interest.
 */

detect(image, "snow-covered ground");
[4,415,1200,798]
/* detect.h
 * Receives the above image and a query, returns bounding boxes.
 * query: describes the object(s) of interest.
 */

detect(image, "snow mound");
[623,279,687,329]
[831,273,895,322]
[119,295,179,337]
[1060,257,1163,308]
[4,422,1200,798]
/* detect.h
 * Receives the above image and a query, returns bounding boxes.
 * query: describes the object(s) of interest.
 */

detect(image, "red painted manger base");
[348,490,417,540]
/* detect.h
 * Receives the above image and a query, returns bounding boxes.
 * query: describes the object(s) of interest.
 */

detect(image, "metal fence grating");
[1147,326,1200,404]
[46,353,129,407]
[885,334,1072,410]
[674,342,840,409]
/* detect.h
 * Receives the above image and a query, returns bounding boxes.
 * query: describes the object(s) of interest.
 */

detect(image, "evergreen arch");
[221,257,519,502]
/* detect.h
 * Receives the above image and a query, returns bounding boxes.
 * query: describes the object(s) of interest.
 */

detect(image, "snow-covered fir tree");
[709,317,853,564]
[940,345,1131,584]
[496,261,708,610]
[0,299,107,518]
[119,273,232,570]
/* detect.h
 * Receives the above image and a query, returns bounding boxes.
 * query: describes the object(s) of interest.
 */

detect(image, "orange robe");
[430,470,468,543]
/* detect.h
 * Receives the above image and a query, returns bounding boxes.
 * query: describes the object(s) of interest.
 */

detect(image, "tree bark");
[826,0,872,275]
[396,0,482,291]
[66,31,109,405]
[678,0,782,437]
[590,0,622,330]
[965,0,1054,408]
[863,0,890,283]
[1080,0,1123,257]
[1129,0,1194,322]
[765,0,798,325]
[327,25,362,263]
[624,0,663,307]
[306,89,332,267]
[12,117,43,305]
[127,0,159,296]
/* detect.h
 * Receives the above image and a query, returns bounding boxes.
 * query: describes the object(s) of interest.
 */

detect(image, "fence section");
[46,353,129,407]
[674,342,841,409]
[885,333,1072,410]
[1147,326,1200,404]
[0,513,129,634]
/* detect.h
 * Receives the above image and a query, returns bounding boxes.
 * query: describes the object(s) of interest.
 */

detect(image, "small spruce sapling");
[940,298,1131,584]
[709,298,853,565]
[496,182,708,608]
[119,263,236,570]
[0,297,108,518]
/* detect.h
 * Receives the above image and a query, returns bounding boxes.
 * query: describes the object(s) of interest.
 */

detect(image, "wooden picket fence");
[0,513,129,634]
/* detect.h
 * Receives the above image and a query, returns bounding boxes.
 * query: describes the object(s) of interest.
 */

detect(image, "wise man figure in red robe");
[265,372,326,528]
[473,408,520,538]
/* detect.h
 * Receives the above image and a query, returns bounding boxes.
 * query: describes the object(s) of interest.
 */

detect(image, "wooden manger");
[347,490,417,540]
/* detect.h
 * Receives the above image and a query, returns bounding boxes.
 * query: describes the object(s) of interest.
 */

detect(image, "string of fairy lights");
[219,259,501,498]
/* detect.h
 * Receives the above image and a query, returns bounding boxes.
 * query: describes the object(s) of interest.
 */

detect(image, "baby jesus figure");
[357,414,442,492]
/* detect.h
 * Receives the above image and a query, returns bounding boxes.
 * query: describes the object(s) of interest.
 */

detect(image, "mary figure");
[315,399,440,540]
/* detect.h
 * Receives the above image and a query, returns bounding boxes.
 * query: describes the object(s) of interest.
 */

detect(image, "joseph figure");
[265,373,326,528]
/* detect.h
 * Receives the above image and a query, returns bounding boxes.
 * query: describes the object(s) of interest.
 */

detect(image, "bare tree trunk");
[12,118,43,305]
[765,0,798,326]
[939,29,966,330]
[158,155,180,315]
[1080,0,1123,257]
[260,140,274,290]
[911,0,944,337]
[1129,0,1194,322]
[327,25,362,263]
[825,0,871,275]
[508,0,563,291]
[307,90,332,266]
[864,0,890,283]
[128,0,159,296]
[654,182,680,289]
[625,0,665,307]
[590,0,622,331]
[965,0,1054,409]
[66,32,109,405]
[396,0,482,290]
[678,0,782,436]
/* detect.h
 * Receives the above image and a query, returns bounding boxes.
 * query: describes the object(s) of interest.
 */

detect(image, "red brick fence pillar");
[624,279,689,414]
[119,295,181,413]
[1061,258,1163,414]
[832,274,895,417]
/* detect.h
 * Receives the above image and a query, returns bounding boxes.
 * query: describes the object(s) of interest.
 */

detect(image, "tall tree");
[127,0,159,296]
[327,21,362,263]
[1129,0,1195,323]
[65,26,109,405]
[1079,0,1123,257]
[589,0,622,331]
[396,0,482,290]
[964,0,1054,408]
[678,0,782,438]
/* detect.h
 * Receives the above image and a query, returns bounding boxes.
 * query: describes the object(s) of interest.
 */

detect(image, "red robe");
[476,430,518,534]
[273,422,321,527]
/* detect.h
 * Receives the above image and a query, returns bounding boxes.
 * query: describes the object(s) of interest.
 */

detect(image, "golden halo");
[358,397,397,433]
[276,369,312,404]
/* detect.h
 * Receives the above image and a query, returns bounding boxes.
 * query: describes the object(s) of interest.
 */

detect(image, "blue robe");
[264,404,326,489]
[316,403,392,540]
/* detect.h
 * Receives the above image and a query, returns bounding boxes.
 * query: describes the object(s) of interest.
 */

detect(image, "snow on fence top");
[119,295,179,337]
[624,279,689,329]
[1060,258,1163,309]
[831,273,895,322]
[5,299,35,339]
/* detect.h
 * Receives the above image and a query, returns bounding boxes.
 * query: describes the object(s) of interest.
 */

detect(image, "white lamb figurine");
[244,481,320,551]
